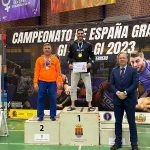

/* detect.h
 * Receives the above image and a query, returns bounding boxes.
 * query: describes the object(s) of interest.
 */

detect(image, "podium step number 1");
[60,107,99,146]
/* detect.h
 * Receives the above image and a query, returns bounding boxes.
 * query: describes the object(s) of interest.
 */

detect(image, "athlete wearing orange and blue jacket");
[34,43,60,121]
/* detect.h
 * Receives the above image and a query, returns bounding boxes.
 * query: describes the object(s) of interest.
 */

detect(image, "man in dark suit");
[110,52,139,150]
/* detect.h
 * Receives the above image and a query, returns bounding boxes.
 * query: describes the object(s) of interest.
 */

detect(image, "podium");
[60,107,99,146]
[24,116,59,144]
[99,111,130,146]
[100,123,130,146]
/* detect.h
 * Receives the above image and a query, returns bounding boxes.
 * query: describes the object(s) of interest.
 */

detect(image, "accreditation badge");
[78,53,82,58]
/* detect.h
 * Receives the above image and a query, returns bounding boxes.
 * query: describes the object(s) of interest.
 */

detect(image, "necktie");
[120,68,125,78]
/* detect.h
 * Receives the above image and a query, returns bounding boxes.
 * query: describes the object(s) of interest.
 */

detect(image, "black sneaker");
[67,106,75,111]
[132,145,139,150]
[37,117,43,121]
[88,107,96,112]
[110,144,122,150]
[50,117,56,121]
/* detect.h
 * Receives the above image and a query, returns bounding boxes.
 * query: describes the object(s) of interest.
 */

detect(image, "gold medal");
[78,53,82,58]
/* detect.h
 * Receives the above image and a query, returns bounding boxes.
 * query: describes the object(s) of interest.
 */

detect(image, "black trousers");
[114,102,138,146]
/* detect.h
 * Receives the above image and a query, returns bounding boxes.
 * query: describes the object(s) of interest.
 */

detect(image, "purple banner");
[0,0,40,22]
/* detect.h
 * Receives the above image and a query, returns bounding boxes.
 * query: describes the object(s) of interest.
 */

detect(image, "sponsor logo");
[12,110,17,117]
[9,109,37,119]
[135,114,146,122]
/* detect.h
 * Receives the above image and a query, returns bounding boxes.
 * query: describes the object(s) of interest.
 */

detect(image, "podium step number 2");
[24,116,59,144]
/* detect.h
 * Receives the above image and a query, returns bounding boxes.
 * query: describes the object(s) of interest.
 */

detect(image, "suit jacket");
[110,65,138,106]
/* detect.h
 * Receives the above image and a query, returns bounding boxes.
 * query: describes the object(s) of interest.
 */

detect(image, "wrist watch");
[124,91,127,95]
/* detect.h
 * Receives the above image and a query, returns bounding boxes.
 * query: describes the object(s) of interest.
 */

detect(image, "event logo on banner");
[51,0,116,13]
[0,0,40,22]
[8,22,150,61]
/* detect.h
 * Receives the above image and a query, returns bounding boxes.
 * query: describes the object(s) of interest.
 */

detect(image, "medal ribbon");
[44,55,52,69]
[78,42,83,53]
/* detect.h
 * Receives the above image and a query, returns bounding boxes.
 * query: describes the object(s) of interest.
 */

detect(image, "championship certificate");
[73,62,87,73]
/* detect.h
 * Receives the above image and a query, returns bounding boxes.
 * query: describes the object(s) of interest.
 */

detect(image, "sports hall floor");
[0,119,150,150]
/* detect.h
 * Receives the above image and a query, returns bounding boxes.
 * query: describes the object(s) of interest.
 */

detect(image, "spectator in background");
[56,73,71,109]
[56,77,89,109]
[10,67,34,109]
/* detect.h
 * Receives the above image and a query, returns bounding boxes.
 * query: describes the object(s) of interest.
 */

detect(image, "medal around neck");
[44,55,52,70]
[46,66,49,70]
[78,53,82,58]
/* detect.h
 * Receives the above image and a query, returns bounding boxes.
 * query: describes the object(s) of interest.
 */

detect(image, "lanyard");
[78,42,83,51]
